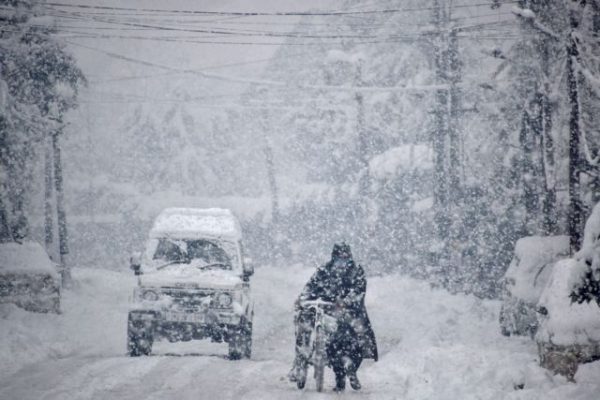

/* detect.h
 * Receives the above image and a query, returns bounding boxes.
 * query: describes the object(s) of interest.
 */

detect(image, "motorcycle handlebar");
[298,299,335,309]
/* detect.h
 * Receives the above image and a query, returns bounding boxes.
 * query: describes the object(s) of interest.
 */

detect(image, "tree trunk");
[53,132,71,285]
[567,12,583,253]
[264,140,279,227]
[519,109,537,235]
[44,135,54,255]
[540,37,557,234]
[432,0,450,240]
[355,59,370,198]
[0,194,12,242]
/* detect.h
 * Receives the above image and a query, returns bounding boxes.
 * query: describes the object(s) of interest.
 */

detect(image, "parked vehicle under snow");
[535,203,600,380]
[0,241,61,313]
[126,208,254,359]
[499,235,569,337]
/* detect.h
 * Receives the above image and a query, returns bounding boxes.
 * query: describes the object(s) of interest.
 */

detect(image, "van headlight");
[142,290,160,301]
[215,292,232,307]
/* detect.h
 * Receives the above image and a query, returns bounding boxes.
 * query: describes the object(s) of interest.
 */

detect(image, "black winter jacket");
[299,259,378,361]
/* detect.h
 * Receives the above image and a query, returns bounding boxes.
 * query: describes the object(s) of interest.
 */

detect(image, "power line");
[45,10,381,40]
[46,13,518,35]
[44,1,521,17]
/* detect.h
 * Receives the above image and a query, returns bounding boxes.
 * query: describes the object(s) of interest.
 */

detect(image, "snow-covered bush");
[499,236,569,337]
[504,236,570,304]
[0,0,85,241]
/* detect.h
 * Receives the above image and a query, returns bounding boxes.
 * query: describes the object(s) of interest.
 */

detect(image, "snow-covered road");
[1,265,599,400]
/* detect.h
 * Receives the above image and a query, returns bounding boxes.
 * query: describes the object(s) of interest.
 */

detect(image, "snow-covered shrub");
[499,236,569,337]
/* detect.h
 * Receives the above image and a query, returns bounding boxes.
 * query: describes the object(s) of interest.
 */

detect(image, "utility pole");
[355,57,370,198]
[448,26,461,207]
[432,0,450,241]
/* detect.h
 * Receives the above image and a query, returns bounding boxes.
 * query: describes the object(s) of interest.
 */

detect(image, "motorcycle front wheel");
[313,326,326,392]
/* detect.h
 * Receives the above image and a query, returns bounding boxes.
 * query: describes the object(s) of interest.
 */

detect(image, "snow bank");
[504,236,569,304]
[0,268,135,378]
[369,144,433,180]
[0,241,58,277]
[537,259,600,346]
[150,208,241,241]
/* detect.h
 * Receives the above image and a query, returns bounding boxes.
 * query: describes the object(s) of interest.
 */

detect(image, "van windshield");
[153,239,232,270]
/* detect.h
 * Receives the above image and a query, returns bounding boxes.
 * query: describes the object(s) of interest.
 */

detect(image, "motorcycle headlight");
[215,292,232,307]
[142,290,160,301]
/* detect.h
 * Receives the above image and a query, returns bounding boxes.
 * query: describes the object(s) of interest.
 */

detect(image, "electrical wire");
[43,1,521,17]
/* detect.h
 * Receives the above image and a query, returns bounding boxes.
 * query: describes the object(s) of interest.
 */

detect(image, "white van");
[127,208,254,359]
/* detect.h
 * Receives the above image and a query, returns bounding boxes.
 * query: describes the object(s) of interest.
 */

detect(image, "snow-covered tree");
[0,0,85,242]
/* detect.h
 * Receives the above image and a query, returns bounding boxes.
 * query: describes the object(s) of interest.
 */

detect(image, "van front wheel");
[228,319,252,360]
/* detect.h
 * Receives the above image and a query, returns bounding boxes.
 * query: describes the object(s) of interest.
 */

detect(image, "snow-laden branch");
[580,124,600,167]
[511,6,535,20]
[574,59,600,167]
[511,6,562,41]
[575,56,600,99]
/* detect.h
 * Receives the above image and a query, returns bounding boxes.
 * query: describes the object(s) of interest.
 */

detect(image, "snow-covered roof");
[504,235,569,303]
[369,144,433,180]
[0,241,58,276]
[149,208,242,241]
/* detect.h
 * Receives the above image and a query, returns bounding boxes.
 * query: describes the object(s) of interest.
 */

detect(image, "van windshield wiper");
[196,262,231,270]
[156,258,189,270]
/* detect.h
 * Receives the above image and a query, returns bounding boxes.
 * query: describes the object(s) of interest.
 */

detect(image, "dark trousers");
[327,321,362,381]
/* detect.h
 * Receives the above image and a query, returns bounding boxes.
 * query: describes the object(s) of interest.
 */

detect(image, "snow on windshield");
[152,238,232,270]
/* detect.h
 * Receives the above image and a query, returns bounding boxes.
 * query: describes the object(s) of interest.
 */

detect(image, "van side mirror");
[242,260,254,281]
[130,251,142,276]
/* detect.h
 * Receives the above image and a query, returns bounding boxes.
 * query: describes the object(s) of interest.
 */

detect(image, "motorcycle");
[295,299,338,392]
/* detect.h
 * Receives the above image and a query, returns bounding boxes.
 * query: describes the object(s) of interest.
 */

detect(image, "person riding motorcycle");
[289,242,378,391]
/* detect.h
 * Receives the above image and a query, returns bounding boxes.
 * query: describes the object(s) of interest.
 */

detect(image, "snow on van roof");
[0,241,58,276]
[149,208,241,241]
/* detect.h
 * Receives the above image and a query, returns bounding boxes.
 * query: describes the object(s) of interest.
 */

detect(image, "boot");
[348,371,361,390]
[333,375,345,392]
